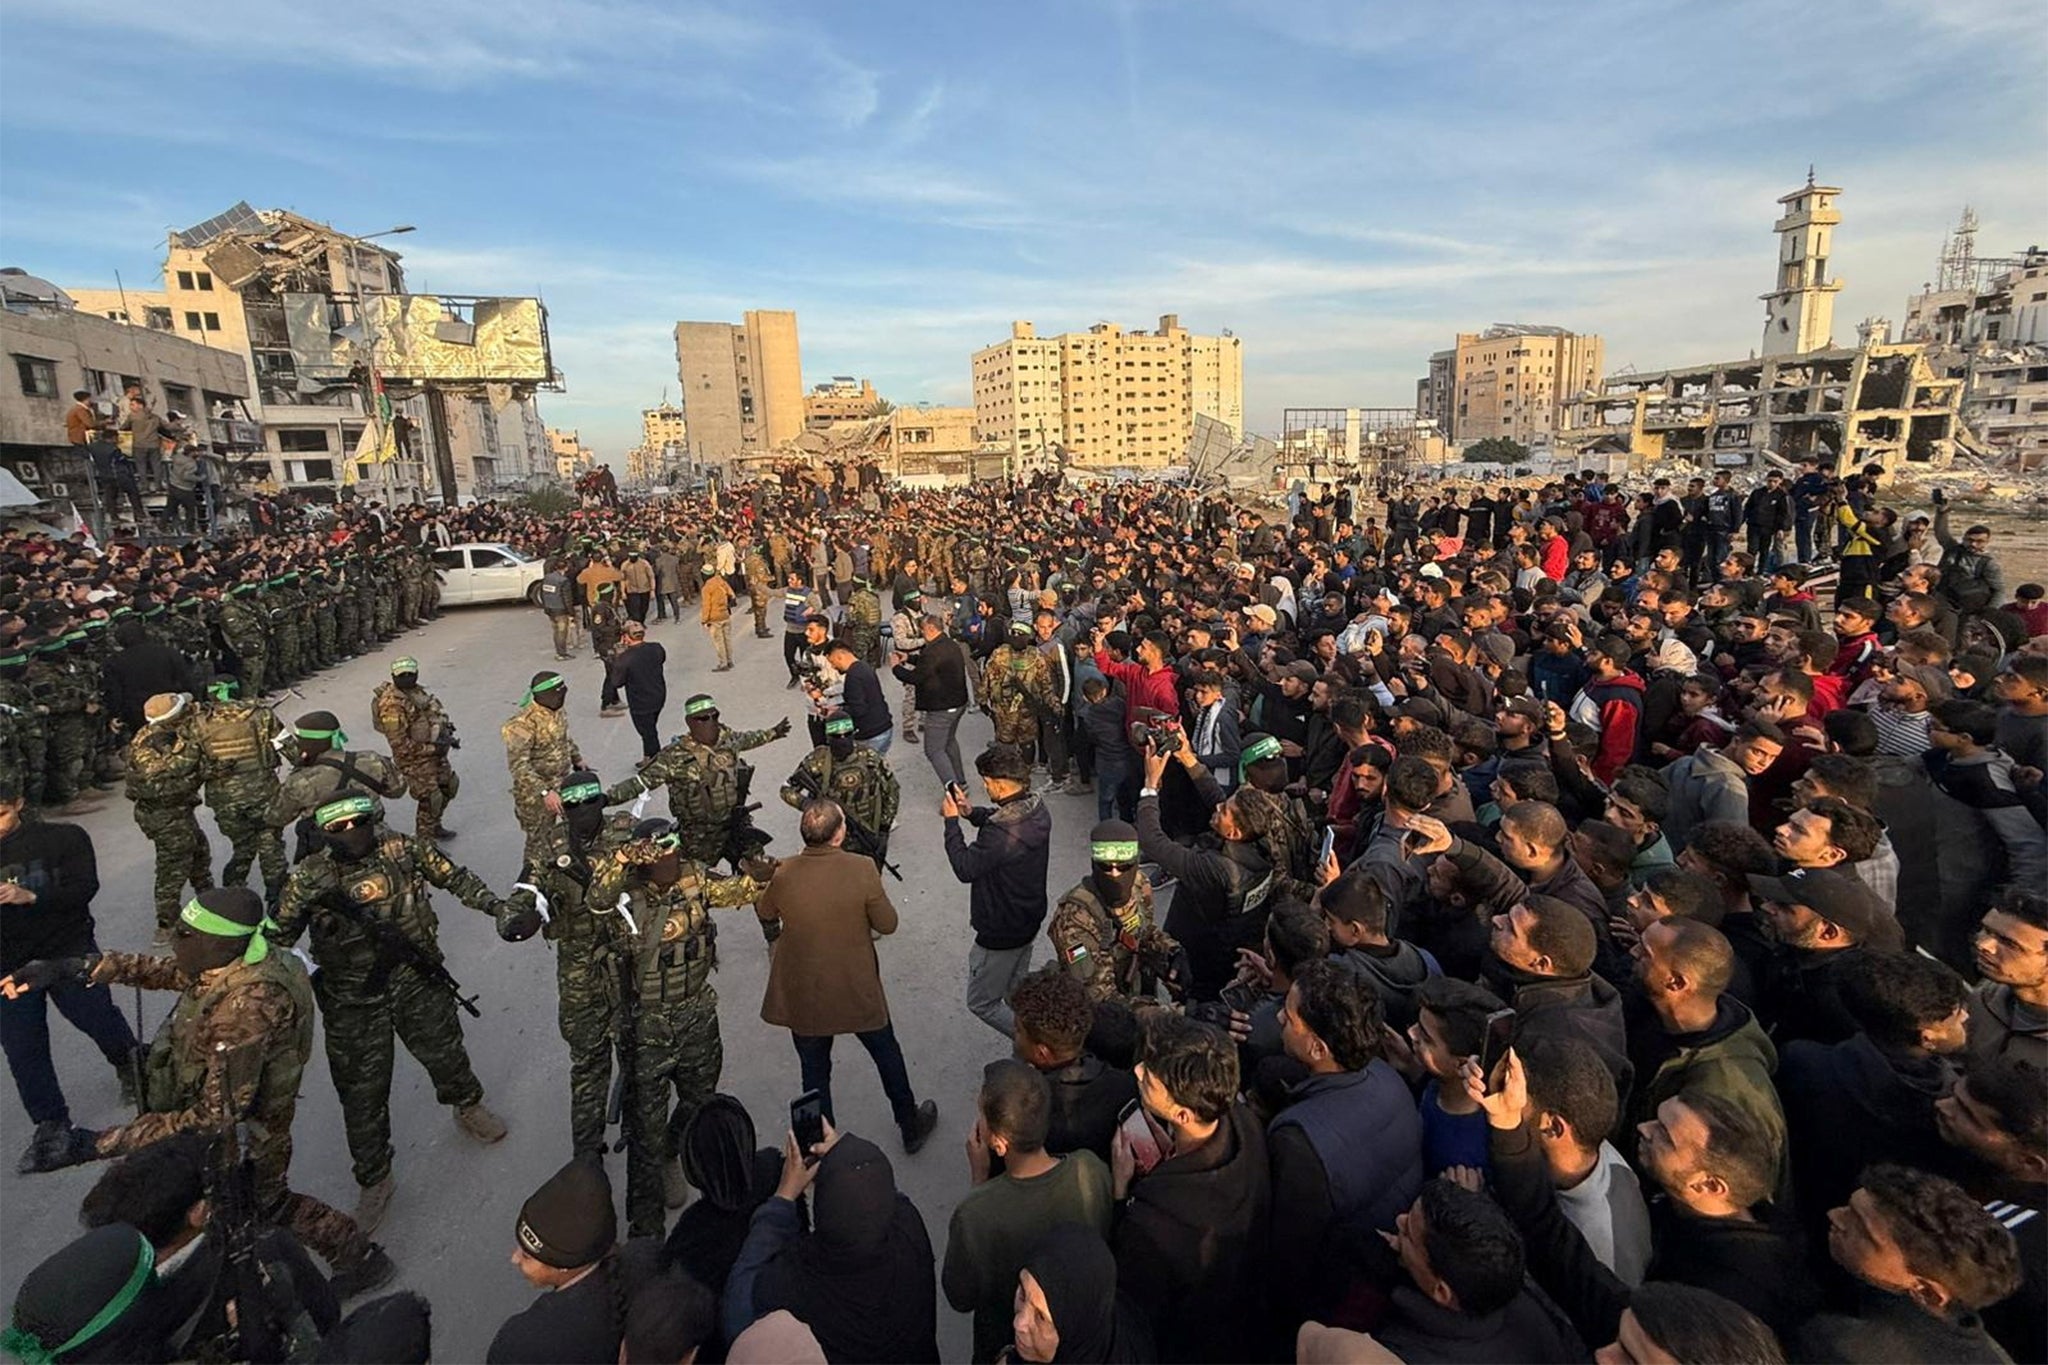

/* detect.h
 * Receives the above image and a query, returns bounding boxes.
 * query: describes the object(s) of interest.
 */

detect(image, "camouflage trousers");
[515,801,554,868]
[315,964,485,1188]
[556,938,621,1159]
[274,623,302,685]
[232,644,268,698]
[399,581,422,628]
[625,984,722,1236]
[237,1113,374,1271]
[313,612,338,668]
[373,593,396,639]
[213,798,288,902]
[846,627,879,665]
[989,705,1037,748]
[46,715,92,805]
[133,801,213,927]
[398,755,457,839]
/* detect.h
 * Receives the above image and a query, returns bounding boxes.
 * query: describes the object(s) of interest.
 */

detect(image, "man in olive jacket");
[756,798,938,1152]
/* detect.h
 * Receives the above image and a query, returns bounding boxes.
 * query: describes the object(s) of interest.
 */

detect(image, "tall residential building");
[1417,326,1604,445]
[971,315,1243,468]
[672,309,804,462]
[548,427,596,479]
[1761,173,1843,357]
[804,377,883,428]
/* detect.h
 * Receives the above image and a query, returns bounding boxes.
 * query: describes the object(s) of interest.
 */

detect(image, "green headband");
[0,1233,155,1365]
[684,697,718,717]
[296,725,345,744]
[391,657,418,676]
[824,716,853,735]
[0,653,24,667]
[179,898,274,965]
[559,780,603,805]
[1090,840,1141,864]
[646,831,681,853]
[522,675,566,705]
[314,794,377,828]
[206,680,237,701]
[1239,735,1283,775]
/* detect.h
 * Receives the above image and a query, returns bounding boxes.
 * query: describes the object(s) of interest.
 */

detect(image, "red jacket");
[1572,670,1645,783]
[1829,631,1881,690]
[1095,651,1180,727]
[1540,536,1570,582]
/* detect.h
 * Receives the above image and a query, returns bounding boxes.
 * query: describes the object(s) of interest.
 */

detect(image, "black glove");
[771,717,792,739]
[759,916,783,945]
[494,895,542,943]
[5,956,96,994]
[24,1124,104,1174]
[1159,946,1195,1003]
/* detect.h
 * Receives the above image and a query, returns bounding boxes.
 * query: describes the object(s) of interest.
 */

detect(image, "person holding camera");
[942,743,1052,1037]
[1134,734,1276,1002]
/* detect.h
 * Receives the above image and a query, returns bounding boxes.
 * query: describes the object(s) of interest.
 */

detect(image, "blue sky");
[3,0,2042,464]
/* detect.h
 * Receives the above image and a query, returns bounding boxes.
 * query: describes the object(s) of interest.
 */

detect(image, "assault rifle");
[785,766,901,880]
[316,891,481,1018]
[206,1042,294,1364]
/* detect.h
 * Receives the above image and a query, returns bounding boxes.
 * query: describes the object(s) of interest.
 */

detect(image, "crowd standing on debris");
[2,453,2047,1364]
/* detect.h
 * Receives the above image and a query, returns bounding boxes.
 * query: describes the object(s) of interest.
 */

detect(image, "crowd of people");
[2,457,2046,1364]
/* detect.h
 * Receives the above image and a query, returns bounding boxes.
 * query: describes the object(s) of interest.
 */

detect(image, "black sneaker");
[17,1120,67,1175]
[330,1244,397,1300]
[900,1100,940,1155]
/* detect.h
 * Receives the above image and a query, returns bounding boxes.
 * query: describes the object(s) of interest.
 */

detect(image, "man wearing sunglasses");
[603,694,790,875]
[272,791,541,1237]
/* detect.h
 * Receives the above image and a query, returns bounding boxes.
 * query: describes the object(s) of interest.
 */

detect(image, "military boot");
[455,1101,508,1143]
[330,1244,397,1301]
[354,1176,395,1236]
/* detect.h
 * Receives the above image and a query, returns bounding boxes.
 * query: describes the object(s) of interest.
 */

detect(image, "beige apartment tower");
[1418,326,1604,446]
[1761,175,1843,357]
[673,310,804,462]
[972,315,1243,468]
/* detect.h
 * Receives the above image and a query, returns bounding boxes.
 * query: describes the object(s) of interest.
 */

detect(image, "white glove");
[512,882,552,926]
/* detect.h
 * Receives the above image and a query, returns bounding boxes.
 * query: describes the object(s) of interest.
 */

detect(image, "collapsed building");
[1559,341,1963,474]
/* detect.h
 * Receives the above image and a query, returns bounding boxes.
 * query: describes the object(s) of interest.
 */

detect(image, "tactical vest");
[309,837,439,980]
[195,702,265,770]
[624,872,717,1002]
[146,951,316,1131]
[783,590,811,631]
[1056,878,1156,987]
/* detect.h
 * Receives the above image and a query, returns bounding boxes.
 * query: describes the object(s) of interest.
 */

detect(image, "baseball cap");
[1497,696,1546,723]
[1746,867,1889,942]
[1245,604,1277,627]
[1280,660,1318,682]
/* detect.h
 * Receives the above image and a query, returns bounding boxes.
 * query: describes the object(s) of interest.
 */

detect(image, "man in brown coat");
[756,798,939,1153]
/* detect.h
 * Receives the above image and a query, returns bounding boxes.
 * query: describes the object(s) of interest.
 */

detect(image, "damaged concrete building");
[1901,211,2048,470]
[1558,174,1963,475]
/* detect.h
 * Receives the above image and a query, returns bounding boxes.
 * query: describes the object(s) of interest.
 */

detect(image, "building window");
[15,356,58,398]
[203,313,221,331]
[176,270,195,290]
[196,272,213,291]
[185,311,203,331]
[276,429,332,453]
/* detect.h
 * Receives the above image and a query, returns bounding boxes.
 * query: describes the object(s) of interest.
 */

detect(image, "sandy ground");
[0,597,1085,1360]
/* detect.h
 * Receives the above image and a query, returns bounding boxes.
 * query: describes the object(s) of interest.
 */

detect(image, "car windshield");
[489,545,533,563]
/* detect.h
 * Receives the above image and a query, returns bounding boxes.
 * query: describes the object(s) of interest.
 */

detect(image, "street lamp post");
[338,224,414,503]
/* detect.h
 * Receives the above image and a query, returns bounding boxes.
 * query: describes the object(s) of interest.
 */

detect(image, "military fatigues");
[219,588,269,697]
[604,723,781,868]
[269,578,305,687]
[0,665,44,808]
[1048,874,1177,1006]
[779,744,900,871]
[372,682,459,839]
[88,949,373,1271]
[522,816,634,1158]
[268,750,408,861]
[743,551,774,638]
[589,599,624,662]
[589,848,766,1236]
[125,721,214,929]
[981,642,1056,747]
[844,585,882,664]
[888,607,923,742]
[195,699,288,904]
[27,642,95,806]
[502,703,583,865]
[272,834,505,1189]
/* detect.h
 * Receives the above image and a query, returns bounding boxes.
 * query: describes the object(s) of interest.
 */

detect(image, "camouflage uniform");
[372,559,398,640]
[502,701,583,865]
[844,583,883,664]
[195,698,288,903]
[779,744,899,870]
[397,554,423,629]
[86,949,374,1272]
[28,640,95,806]
[269,578,305,687]
[590,846,766,1236]
[335,569,364,656]
[744,550,774,637]
[268,749,408,861]
[168,598,215,678]
[1048,873,1177,1006]
[372,681,458,839]
[272,833,507,1189]
[219,587,268,697]
[589,595,624,663]
[604,722,784,868]
[522,814,634,1157]
[308,574,340,668]
[0,656,44,808]
[980,641,1056,747]
[125,719,214,928]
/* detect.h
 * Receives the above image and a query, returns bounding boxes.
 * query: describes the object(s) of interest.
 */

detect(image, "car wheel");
[527,582,544,606]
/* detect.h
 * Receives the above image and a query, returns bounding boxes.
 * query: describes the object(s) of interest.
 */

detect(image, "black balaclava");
[1088,820,1141,909]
